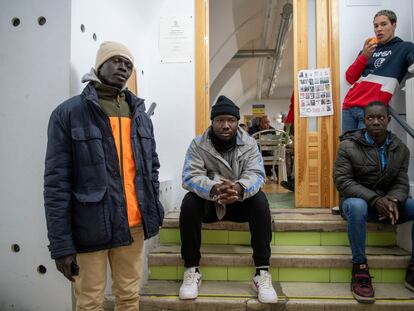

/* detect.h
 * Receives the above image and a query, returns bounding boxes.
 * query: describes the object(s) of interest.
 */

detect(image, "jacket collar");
[343,128,399,151]
[198,126,247,150]
[377,36,402,48]
[81,68,128,92]
[364,130,391,148]
[81,72,146,116]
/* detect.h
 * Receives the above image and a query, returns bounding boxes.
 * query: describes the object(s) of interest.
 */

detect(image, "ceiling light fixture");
[268,2,293,97]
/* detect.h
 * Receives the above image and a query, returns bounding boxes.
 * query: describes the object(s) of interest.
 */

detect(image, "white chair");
[252,129,288,183]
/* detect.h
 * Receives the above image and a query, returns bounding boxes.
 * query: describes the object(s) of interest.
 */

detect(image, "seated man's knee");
[403,199,414,219]
[180,192,203,217]
[248,192,269,214]
[342,198,368,218]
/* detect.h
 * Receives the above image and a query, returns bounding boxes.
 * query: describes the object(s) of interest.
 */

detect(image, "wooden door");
[293,0,340,207]
[195,0,340,207]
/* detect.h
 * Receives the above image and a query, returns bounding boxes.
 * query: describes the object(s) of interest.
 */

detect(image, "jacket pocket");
[72,186,112,246]
[136,125,153,157]
[72,126,104,166]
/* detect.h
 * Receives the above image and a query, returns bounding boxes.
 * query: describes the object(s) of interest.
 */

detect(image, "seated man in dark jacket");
[178,96,277,304]
[333,101,414,304]
[44,41,163,310]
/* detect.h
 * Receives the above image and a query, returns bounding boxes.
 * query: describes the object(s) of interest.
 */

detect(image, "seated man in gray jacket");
[178,95,277,303]
[333,101,414,304]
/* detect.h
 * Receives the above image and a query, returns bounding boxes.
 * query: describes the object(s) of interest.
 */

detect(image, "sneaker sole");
[351,291,375,304]
[179,280,202,300]
[258,297,278,304]
[252,282,278,304]
[405,281,414,292]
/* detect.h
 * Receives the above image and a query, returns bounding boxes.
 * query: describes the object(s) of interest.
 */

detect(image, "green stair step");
[159,228,396,246]
[148,266,406,283]
[152,244,409,256]
[147,244,409,282]
[162,209,395,232]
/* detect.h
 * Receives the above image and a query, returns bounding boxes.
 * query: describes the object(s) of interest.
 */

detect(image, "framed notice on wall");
[298,68,333,118]
[159,16,193,63]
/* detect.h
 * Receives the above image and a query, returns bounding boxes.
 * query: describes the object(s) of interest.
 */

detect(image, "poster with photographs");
[298,68,333,117]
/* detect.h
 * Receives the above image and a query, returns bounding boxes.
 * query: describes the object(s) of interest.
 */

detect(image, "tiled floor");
[262,182,295,209]
[267,192,294,209]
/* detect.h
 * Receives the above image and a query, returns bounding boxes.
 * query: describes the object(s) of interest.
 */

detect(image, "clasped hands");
[211,178,243,205]
[375,195,399,225]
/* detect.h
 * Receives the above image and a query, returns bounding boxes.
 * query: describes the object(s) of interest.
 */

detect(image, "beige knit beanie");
[95,41,134,70]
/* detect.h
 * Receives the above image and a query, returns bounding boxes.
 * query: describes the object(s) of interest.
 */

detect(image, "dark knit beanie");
[210,95,240,120]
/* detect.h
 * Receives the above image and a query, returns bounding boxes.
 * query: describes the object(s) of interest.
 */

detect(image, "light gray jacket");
[182,127,265,201]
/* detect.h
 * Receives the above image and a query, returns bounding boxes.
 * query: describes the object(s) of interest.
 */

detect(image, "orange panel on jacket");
[109,117,141,227]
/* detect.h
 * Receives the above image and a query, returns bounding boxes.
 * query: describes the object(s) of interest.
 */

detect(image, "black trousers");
[179,190,272,267]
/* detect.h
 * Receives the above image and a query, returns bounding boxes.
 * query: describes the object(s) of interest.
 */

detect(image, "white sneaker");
[179,267,202,300]
[252,270,278,303]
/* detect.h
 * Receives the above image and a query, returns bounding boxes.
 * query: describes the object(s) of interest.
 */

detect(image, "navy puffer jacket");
[44,83,164,259]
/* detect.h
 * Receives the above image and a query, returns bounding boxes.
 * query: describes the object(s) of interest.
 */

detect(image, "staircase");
[106,208,414,310]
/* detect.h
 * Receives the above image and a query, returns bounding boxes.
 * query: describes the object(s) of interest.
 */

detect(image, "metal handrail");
[147,102,157,117]
[388,106,414,139]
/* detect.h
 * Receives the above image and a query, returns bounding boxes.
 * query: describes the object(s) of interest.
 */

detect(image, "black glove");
[55,254,79,282]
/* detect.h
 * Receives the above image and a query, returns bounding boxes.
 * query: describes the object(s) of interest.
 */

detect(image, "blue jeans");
[341,197,414,264]
[342,107,365,134]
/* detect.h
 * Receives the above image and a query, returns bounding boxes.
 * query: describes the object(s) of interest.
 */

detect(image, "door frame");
[195,0,340,207]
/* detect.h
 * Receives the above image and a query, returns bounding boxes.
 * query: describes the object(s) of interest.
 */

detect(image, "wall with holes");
[0,0,72,310]
[0,0,194,309]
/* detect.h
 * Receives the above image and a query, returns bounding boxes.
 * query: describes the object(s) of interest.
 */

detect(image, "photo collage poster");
[298,68,333,117]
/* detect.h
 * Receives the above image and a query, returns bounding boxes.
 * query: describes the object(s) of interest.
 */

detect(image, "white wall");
[140,1,195,209]
[0,0,72,310]
[70,0,165,98]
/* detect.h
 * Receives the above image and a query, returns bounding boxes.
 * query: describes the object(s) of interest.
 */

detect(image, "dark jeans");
[179,190,272,267]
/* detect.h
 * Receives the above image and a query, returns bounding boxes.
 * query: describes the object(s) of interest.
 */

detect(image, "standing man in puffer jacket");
[44,41,164,311]
[341,9,414,133]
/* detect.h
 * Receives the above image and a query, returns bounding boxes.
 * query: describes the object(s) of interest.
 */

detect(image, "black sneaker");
[405,264,414,292]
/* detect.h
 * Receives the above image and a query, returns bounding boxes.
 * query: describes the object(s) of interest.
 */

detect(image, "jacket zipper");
[116,95,124,185]
[116,95,130,224]
[130,116,148,238]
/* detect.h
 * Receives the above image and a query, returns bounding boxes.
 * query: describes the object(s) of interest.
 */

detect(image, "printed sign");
[298,68,333,117]
[160,16,193,63]
[252,104,265,115]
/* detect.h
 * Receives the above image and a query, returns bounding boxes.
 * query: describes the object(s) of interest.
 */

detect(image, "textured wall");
[0,0,72,310]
